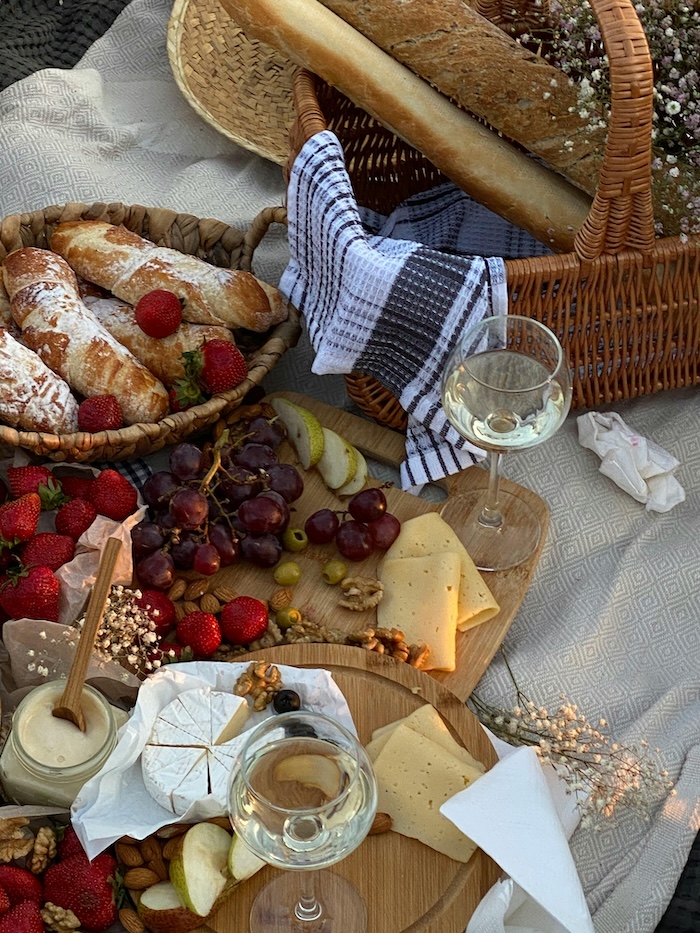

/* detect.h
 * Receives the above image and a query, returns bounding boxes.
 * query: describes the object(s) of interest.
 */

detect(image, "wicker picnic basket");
[287,0,700,432]
[0,201,301,461]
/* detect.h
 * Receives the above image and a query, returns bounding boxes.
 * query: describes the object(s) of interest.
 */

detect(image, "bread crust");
[51,221,288,332]
[3,247,170,426]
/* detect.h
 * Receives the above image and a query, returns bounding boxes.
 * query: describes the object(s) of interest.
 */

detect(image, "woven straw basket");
[0,201,301,462]
[288,0,700,432]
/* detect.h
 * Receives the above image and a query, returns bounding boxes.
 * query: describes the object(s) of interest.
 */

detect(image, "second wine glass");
[441,314,572,571]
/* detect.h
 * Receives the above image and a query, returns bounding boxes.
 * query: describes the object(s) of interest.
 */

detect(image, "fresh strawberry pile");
[0,825,119,933]
[0,465,139,623]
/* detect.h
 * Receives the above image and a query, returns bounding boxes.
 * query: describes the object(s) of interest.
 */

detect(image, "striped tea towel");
[279,130,548,490]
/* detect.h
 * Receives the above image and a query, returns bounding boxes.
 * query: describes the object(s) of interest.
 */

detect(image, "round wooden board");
[206,644,501,933]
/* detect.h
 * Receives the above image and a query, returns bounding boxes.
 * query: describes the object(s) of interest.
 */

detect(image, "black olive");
[273,689,302,714]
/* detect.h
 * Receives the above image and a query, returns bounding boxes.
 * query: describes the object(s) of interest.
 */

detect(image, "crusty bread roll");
[220,0,591,250]
[51,220,288,332]
[0,327,80,434]
[315,0,604,196]
[3,247,170,426]
[83,295,237,386]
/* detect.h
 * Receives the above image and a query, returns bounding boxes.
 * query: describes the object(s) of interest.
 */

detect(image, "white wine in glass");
[441,314,572,571]
[228,710,378,932]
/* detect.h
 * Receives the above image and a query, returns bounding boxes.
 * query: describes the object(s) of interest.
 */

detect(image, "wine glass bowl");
[441,315,572,571]
[228,710,378,931]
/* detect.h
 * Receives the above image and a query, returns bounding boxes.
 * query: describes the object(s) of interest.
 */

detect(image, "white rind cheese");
[141,688,250,815]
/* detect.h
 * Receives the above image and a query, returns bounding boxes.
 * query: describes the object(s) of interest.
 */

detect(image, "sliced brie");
[142,745,206,814]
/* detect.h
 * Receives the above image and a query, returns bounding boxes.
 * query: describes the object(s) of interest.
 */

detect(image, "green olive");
[321,559,348,585]
[276,607,303,629]
[282,527,309,553]
[274,561,302,586]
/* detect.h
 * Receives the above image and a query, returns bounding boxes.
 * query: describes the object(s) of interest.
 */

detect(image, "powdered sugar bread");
[0,327,79,433]
[51,220,288,332]
[83,294,236,386]
[3,247,170,426]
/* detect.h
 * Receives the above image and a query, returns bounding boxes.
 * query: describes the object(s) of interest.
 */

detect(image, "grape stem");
[200,447,222,491]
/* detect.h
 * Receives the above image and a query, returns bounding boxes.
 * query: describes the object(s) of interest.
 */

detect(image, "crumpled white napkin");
[577,412,685,512]
[441,742,594,933]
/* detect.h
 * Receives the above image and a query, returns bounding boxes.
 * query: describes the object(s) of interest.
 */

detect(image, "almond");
[161,836,183,861]
[147,854,169,881]
[155,822,189,839]
[200,593,221,614]
[166,578,187,601]
[269,588,293,612]
[115,842,144,867]
[182,600,201,615]
[139,836,163,862]
[213,584,238,604]
[184,578,211,601]
[119,907,146,933]
[368,812,393,835]
[123,867,160,890]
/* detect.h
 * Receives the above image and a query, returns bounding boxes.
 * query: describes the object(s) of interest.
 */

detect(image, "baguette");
[3,248,170,426]
[50,220,288,332]
[0,327,80,434]
[83,295,237,386]
[220,0,591,250]
[315,0,604,196]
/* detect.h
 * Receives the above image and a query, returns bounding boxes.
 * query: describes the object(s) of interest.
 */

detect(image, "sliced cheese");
[141,689,250,816]
[367,705,486,775]
[372,723,480,862]
[377,553,460,670]
[385,512,499,631]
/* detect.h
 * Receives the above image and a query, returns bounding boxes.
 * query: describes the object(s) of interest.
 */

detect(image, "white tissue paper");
[441,741,594,933]
[71,662,355,860]
[577,411,685,512]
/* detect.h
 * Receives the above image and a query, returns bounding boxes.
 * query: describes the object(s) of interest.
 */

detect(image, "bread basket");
[0,201,301,461]
[287,0,700,432]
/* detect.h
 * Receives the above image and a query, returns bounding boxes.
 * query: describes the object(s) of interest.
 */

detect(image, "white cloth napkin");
[577,412,685,512]
[280,130,549,491]
[441,742,594,933]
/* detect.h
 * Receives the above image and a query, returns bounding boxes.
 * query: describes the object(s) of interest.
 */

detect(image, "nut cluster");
[346,627,430,667]
[233,661,284,711]
[338,576,384,611]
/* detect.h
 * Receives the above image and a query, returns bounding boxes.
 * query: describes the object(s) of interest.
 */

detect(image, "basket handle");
[573,0,656,259]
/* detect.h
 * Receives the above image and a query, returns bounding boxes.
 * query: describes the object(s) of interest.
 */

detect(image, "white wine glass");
[228,709,378,932]
[441,314,572,571]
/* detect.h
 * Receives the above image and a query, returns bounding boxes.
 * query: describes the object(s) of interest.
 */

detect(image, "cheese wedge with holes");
[371,723,481,862]
[384,512,499,631]
[367,705,486,775]
[377,552,460,670]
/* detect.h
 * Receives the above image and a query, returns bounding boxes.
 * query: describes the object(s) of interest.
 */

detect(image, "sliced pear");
[137,881,204,933]
[270,398,325,469]
[336,447,369,496]
[273,753,343,799]
[316,428,357,490]
[168,822,232,917]
[227,833,267,882]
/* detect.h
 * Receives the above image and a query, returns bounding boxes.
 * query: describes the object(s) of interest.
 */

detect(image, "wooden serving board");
[206,644,502,933]
[205,391,547,701]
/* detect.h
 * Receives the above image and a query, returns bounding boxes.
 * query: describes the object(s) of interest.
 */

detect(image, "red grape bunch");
[305,486,401,561]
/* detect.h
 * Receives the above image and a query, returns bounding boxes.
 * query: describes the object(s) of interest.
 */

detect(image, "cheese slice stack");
[368,707,484,862]
[142,687,251,816]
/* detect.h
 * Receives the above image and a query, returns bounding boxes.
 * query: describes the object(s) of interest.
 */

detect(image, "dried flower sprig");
[469,650,675,827]
[74,585,174,676]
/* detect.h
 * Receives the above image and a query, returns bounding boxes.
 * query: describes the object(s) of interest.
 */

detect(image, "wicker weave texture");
[289,0,700,429]
[0,202,301,462]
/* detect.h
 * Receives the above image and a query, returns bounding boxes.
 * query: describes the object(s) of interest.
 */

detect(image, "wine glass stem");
[295,873,323,922]
[479,452,504,530]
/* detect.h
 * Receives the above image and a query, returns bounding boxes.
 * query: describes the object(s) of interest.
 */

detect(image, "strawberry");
[59,474,96,501]
[90,469,138,522]
[0,900,43,933]
[0,866,43,905]
[134,289,182,338]
[0,886,8,915]
[78,395,124,433]
[56,824,85,861]
[43,851,118,931]
[134,589,177,637]
[168,386,194,413]
[0,565,60,621]
[55,498,97,541]
[6,466,68,510]
[176,610,222,658]
[174,338,248,406]
[0,493,41,547]
[220,595,269,646]
[21,532,75,571]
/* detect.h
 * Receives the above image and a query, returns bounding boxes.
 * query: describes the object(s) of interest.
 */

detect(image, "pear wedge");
[273,753,343,799]
[336,447,369,496]
[270,398,325,470]
[168,822,231,917]
[137,882,203,933]
[316,428,357,490]
[227,833,266,882]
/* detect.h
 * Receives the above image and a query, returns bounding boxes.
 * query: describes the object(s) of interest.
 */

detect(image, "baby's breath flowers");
[470,653,674,827]
[74,585,175,676]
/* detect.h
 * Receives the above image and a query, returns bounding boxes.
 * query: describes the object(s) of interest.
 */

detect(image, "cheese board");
[205,643,502,933]
[197,391,547,701]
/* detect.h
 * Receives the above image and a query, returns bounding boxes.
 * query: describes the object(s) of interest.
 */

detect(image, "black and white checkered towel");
[279,130,548,491]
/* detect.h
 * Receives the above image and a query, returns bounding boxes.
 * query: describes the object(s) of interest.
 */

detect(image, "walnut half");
[339,577,384,611]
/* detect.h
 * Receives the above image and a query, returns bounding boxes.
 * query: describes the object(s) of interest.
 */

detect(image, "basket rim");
[0,200,300,458]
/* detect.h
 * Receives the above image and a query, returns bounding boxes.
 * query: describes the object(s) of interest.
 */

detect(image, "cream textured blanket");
[0,2,698,931]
